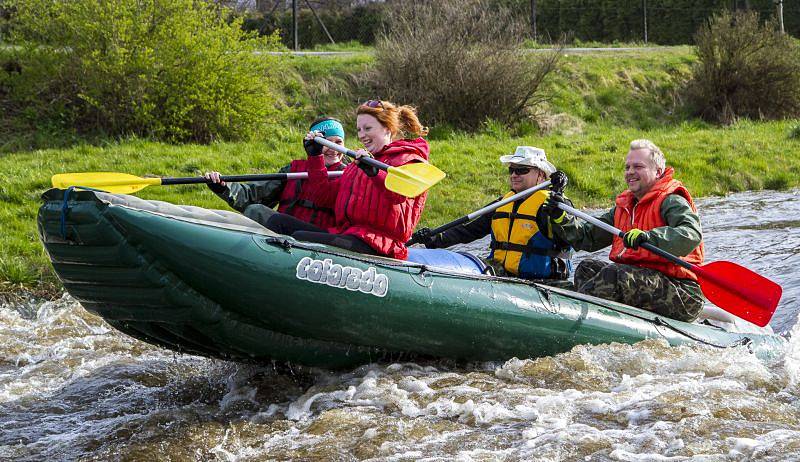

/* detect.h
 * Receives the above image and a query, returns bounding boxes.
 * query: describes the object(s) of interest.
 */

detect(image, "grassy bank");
[278,46,698,135]
[2,47,799,294]
[3,120,799,294]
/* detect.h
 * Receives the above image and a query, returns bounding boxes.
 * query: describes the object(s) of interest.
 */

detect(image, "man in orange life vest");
[541,139,705,322]
[204,117,346,228]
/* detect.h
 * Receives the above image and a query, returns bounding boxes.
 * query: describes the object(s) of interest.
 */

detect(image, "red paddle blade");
[695,260,782,327]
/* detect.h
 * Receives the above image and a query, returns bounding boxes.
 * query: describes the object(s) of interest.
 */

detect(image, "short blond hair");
[629,139,666,171]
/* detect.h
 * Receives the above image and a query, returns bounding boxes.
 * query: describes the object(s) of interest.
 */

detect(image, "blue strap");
[60,187,74,239]
[59,185,108,239]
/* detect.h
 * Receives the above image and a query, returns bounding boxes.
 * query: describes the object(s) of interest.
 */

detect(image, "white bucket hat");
[499,146,556,176]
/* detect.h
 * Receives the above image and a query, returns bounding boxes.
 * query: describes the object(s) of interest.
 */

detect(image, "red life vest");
[306,138,430,260]
[609,167,705,281]
[277,159,344,229]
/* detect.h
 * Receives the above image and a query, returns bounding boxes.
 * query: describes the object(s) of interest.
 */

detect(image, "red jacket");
[307,138,430,259]
[277,159,344,229]
[609,168,705,281]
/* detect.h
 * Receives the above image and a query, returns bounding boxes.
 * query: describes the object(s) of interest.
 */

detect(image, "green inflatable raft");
[37,188,784,368]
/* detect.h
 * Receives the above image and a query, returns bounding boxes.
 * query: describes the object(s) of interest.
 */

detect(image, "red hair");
[357,100,428,140]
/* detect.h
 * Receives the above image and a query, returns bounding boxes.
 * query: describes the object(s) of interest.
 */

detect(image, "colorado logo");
[295,257,389,298]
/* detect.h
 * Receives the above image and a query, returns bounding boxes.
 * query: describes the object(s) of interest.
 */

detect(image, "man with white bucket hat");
[500,146,556,174]
[412,146,572,284]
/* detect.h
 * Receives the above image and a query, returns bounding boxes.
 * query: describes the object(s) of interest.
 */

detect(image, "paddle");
[406,180,553,245]
[557,202,782,327]
[51,171,344,195]
[314,136,445,198]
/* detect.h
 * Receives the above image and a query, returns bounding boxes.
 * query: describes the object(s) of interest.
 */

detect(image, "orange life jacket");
[609,168,704,281]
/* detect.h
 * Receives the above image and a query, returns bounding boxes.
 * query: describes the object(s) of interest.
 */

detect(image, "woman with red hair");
[264,100,430,259]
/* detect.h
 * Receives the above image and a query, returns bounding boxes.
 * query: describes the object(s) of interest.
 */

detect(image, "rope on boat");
[651,317,753,350]
[533,284,754,349]
[264,237,755,350]
[264,236,482,275]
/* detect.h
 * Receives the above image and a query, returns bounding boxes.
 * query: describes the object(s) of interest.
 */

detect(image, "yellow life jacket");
[490,190,569,279]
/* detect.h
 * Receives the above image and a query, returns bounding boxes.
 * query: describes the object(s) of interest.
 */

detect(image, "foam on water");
[2,189,800,460]
[784,322,800,391]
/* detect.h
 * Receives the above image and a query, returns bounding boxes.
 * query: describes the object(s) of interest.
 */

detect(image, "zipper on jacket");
[616,205,633,259]
[343,154,381,227]
[501,200,521,269]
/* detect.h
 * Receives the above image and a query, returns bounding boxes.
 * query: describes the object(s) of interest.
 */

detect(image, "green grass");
[523,39,655,49]
[286,45,698,134]
[284,52,373,127]
[543,47,696,129]
[2,45,800,294]
[307,40,372,52]
[3,120,799,293]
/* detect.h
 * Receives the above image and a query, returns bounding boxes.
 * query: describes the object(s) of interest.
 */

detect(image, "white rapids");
[1,189,799,461]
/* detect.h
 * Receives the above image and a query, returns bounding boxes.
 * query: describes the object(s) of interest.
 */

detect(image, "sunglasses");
[363,99,384,109]
[508,166,538,176]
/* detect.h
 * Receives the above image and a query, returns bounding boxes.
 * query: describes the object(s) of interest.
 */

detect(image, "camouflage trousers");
[574,259,704,322]
[483,258,576,290]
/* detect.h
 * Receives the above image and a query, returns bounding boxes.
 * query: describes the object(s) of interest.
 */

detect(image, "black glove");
[410,227,435,247]
[303,137,322,157]
[358,161,379,177]
[622,228,650,249]
[549,171,568,194]
[541,191,569,222]
[207,182,228,194]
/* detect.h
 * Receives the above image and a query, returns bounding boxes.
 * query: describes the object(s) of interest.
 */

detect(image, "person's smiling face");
[357,114,392,154]
[321,136,344,166]
[625,148,663,199]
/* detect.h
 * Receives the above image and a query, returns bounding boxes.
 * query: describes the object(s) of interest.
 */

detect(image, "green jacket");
[210,164,291,213]
[553,194,702,257]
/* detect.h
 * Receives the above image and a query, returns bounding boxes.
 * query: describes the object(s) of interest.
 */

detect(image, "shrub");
[687,10,800,124]
[2,0,288,143]
[368,0,562,130]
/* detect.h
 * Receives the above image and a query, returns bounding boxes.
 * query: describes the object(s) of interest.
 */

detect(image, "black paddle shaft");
[314,137,391,171]
[160,174,290,185]
[160,172,341,185]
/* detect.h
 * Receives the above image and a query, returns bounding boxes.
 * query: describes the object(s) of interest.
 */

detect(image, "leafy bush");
[368,0,562,131]
[2,0,288,143]
[687,10,800,124]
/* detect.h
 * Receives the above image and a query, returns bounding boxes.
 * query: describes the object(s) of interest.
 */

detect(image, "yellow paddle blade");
[384,162,446,198]
[51,172,162,194]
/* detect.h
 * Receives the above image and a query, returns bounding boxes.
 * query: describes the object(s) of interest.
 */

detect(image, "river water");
[1,189,799,461]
